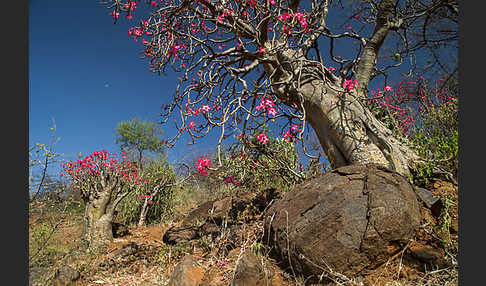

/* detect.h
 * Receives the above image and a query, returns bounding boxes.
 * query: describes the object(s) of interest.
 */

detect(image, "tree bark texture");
[82,185,126,252]
[263,48,420,179]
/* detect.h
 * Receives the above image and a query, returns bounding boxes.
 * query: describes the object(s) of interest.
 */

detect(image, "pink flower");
[256,133,269,145]
[283,130,291,140]
[256,99,275,110]
[224,176,235,184]
[268,107,277,117]
[151,1,158,7]
[278,12,291,22]
[200,104,211,113]
[384,85,393,91]
[258,46,265,56]
[291,124,300,132]
[328,66,335,72]
[188,120,195,130]
[196,156,211,176]
[111,9,120,19]
[343,79,359,91]
[133,28,143,37]
[270,0,276,5]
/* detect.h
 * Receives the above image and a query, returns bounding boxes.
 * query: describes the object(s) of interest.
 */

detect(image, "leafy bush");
[366,77,458,186]
[29,222,59,267]
[409,98,458,185]
[211,134,309,193]
[116,159,177,226]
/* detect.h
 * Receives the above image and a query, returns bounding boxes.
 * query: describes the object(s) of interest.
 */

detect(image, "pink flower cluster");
[278,11,310,33]
[256,99,277,117]
[256,133,269,145]
[191,104,211,116]
[122,1,137,11]
[196,156,211,176]
[258,46,265,56]
[61,150,144,189]
[282,123,300,142]
[224,176,240,186]
[343,79,359,91]
[122,1,138,19]
[293,12,309,30]
[111,9,120,19]
[367,82,426,135]
[278,12,292,22]
[169,44,187,60]
[138,194,153,204]
[183,103,212,132]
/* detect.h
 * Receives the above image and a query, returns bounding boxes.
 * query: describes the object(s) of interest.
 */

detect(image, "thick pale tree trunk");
[263,48,420,180]
[82,185,126,252]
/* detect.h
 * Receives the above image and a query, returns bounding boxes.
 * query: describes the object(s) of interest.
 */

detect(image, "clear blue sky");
[29,0,219,176]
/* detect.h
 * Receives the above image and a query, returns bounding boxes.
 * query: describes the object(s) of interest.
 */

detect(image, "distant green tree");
[114,118,166,170]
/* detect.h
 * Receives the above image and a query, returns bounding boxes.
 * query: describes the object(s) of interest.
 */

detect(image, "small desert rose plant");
[197,131,308,193]
[365,77,458,185]
[61,149,146,251]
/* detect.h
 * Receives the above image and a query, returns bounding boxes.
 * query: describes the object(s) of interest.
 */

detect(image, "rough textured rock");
[182,197,233,227]
[409,241,444,265]
[167,255,205,286]
[163,225,200,245]
[163,188,278,245]
[263,164,421,281]
[232,250,286,286]
[232,250,265,286]
[29,266,49,286]
[52,265,80,286]
[110,241,138,258]
[112,222,129,238]
[413,187,443,217]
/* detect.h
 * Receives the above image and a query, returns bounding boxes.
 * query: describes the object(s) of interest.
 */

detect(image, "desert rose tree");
[100,0,457,180]
[61,150,146,251]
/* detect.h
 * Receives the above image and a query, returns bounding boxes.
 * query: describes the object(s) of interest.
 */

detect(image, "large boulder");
[263,164,421,281]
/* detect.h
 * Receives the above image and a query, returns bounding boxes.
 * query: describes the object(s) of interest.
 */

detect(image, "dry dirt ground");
[29,179,458,286]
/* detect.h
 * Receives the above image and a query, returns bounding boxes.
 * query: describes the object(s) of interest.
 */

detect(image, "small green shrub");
[29,222,59,267]
[410,98,458,186]
[152,244,189,268]
[116,159,177,226]
[250,242,270,258]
